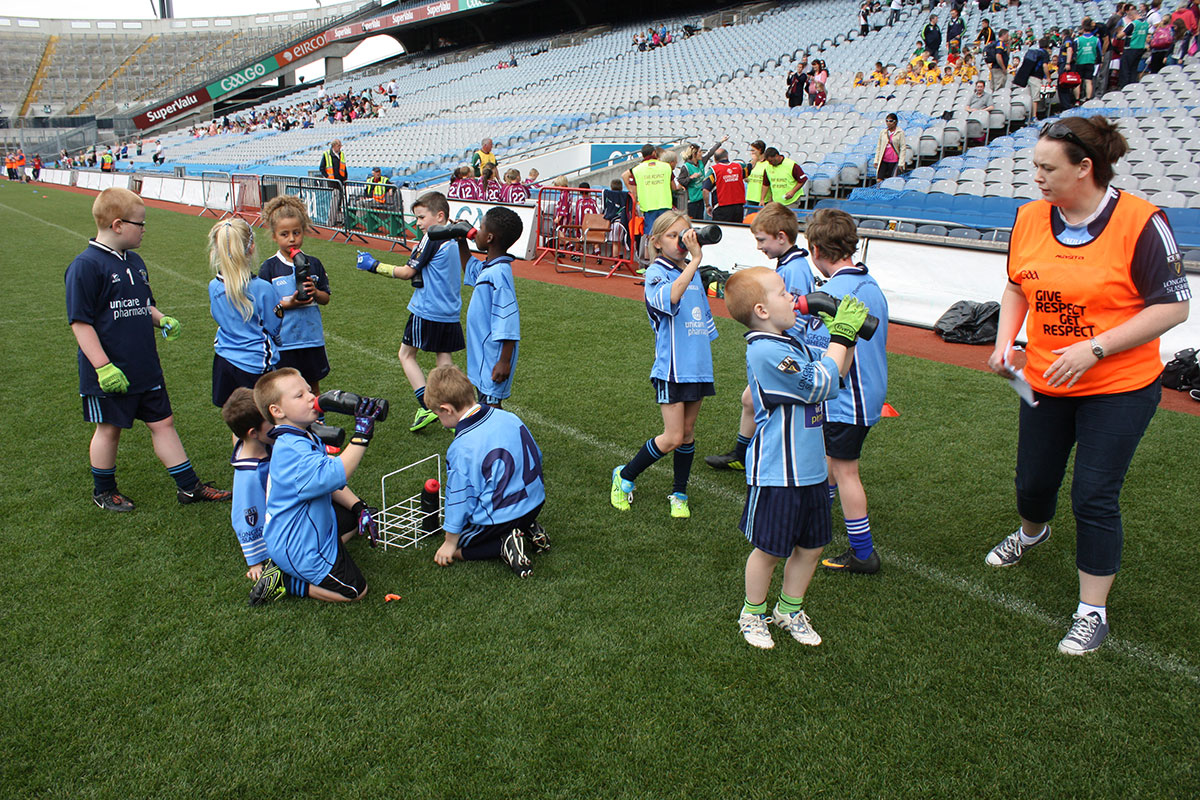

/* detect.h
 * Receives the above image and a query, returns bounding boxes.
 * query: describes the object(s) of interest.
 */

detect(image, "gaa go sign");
[206,56,280,100]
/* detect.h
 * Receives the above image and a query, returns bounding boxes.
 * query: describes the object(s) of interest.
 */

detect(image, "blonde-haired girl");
[208,218,281,407]
[609,209,718,519]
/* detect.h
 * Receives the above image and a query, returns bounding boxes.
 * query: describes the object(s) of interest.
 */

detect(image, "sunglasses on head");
[1041,122,1097,164]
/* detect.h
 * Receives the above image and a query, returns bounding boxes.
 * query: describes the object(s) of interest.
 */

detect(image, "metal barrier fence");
[282,176,342,229]
[200,171,233,219]
[534,186,634,278]
[232,173,262,225]
[340,179,417,250]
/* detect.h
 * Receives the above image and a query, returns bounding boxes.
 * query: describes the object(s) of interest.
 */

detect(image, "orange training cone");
[881,402,900,418]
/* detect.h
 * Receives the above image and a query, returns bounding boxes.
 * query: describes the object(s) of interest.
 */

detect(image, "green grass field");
[2,182,1198,799]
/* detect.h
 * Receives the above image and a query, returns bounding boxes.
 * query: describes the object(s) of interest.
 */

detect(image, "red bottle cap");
[424,479,440,492]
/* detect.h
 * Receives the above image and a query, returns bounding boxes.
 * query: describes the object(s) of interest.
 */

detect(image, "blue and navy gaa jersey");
[444,405,545,542]
[230,440,270,567]
[464,254,521,400]
[259,250,330,350]
[262,425,347,585]
[209,274,282,374]
[408,237,462,323]
[644,257,719,383]
[804,264,890,426]
[775,245,818,341]
[744,331,841,487]
[65,240,163,395]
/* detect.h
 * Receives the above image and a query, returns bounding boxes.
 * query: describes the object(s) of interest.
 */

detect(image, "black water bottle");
[794,291,879,341]
[678,224,722,255]
[420,478,440,534]
[309,422,345,448]
[291,248,312,302]
[314,390,390,422]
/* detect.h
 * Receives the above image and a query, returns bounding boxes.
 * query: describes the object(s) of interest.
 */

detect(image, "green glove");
[96,362,129,394]
[158,316,182,341]
[819,296,869,347]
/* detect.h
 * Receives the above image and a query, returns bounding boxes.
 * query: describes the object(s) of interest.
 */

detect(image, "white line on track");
[13,204,1195,685]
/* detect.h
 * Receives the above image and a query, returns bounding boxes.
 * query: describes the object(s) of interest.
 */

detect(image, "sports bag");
[1162,347,1200,390]
[1150,25,1175,49]
[934,300,1001,344]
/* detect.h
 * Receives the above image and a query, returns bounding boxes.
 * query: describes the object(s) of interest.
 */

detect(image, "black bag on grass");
[1162,347,1200,391]
[934,300,1001,345]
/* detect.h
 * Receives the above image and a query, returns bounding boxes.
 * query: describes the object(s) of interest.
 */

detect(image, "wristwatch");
[1090,338,1105,359]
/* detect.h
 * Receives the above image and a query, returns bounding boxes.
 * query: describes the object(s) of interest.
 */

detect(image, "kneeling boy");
[723,267,870,649]
[424,365,548,578]
[249,369,384,604]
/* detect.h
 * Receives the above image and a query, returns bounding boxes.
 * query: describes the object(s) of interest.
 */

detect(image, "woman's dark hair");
[750,140,766,154]
[886,113,898,123]
[1040,116,1128,187]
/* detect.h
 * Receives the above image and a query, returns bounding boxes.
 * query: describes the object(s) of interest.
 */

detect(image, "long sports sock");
[845,515,874,560]
[166,460,199,491]
[414,386,427,410]
[742,598,768,616]
[827,483,838,508]
[92,466,117,495]
[673,442,695,494]
[777,592,803,615]
[734,433,751,463]
[621,438,664,482]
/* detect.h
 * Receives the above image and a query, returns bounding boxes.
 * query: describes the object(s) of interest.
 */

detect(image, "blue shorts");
[276,346,330,387]
[403,314,465,354]
[82,384,173,429]
[212,353,265,408]
[740,482,832,557]
[823,422,872,461]
[651,378,715,404]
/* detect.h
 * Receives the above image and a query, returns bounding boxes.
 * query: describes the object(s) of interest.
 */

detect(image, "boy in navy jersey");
[66,187,231,511]
[707,202,817,472]
[424,365,548,578]
[723,266,870,649]
[247,369,384,605]
[355,192,465,432]
[458,207,523,406]
[803,210,890,575]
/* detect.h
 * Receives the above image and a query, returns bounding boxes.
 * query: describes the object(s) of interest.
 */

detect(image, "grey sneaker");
[738,612,775,649]
[772,605,822,646]
[985,525,1050,567]
[1058,612,1109,655]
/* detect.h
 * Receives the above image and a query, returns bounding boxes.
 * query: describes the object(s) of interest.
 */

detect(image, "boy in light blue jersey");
[355,191,466,432]
[801,210,890,575]
[221,388,274,581]
[707,203,817,472]
[610,210,718,519]
[723,266,870,649]
[425,365,548,578]
[246,369,384,605]
[459,207,523,406]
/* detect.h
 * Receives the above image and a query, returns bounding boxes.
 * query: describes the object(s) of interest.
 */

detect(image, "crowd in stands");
[633,24,678,50]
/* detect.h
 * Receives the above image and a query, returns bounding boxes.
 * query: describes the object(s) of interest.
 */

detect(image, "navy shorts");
[651,378,716,404]
[276,346,330,387]
[476,388,506,406]
[316,536,367,600]
[403,314,465,354]
[82,385,173,429]
[824,421,872,461]
[458,503,544,561]
[212,354,265,408]
[1075,63,1095,80]
[740,482,832,557]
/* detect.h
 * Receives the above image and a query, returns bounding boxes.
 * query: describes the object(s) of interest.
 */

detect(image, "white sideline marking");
[14,205,1194,684]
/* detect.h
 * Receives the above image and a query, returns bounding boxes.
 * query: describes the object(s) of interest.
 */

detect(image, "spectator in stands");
[1117,3,1150,86]
[812,59,829,87]
[947,8,966,49]
[810,80,828,106]
[387,78,397,104]
[987,28,1011,89]
[659,149,687,211]
[976,18,997,47]
[1171,1,1196,64]
[152,140,164,166]
[760,148,808,207]
[923,13,944,61]
[1014,37,1052,110]
[1075,18,1103,99]
[874,113,907,181]
[872,61,890,84]
[986,115,1190,657]
[320,140,348,187]
[1148,16,1179,71]
[786,61,809,107]
[100,148,115,173]
[965,79,995,115]
[889,0,903,26]
[859,3,872,37]
[703,148,746,223]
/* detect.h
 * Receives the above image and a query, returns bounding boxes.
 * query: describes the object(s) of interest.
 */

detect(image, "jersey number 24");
[481,426,542,512]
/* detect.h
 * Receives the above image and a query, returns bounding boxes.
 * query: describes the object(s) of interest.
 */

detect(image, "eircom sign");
[206,56,280,100]
[133,88,212,129]
[276,32,328,65]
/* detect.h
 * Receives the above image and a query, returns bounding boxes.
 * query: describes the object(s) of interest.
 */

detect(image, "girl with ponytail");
[208,218,281,408]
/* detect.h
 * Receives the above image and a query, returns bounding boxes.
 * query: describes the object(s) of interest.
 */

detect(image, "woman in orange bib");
[986,116,1190,656]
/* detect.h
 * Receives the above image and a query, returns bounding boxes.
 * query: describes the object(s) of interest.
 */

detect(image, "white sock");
[1077,601,1107,624]
[1018,524,1048,546]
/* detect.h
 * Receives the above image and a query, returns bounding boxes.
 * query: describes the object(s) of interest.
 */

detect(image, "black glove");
[349,397,384,446]
[351,500,380,547]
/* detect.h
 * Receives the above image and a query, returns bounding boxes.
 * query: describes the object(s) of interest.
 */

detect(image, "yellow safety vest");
[764,158,804,206]
[746,160,769,204]
[323,150,347,180]
[367,176,388,203]
[631,159,673,212]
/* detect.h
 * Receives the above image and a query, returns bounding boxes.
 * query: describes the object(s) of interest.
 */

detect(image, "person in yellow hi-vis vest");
[319,140,348,186]
[622,144,680,247]
[471,138,497,177]
[744,140,769,207]
[366,167,393,205]
[760,148,808,207]
[100,149,116,173]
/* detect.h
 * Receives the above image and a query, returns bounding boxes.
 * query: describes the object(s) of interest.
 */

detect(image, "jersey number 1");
[481,426,542,511]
